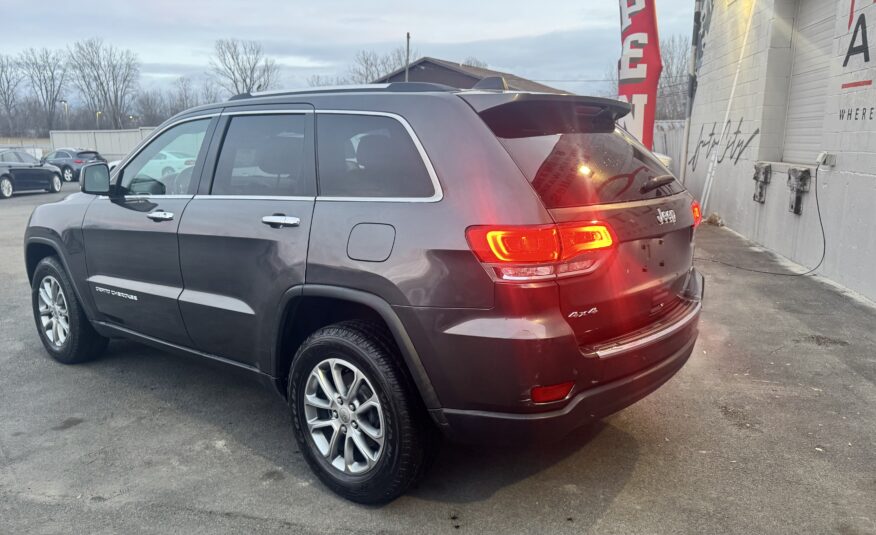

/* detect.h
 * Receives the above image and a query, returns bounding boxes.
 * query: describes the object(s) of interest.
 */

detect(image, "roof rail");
[228,82,456,101]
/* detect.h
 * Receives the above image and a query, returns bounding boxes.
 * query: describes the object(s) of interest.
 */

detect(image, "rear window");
[77,151,100,160]
[478,102,683,208]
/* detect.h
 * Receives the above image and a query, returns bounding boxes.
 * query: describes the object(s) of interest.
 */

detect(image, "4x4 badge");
[656,208,677,225]
[568,307,599,319]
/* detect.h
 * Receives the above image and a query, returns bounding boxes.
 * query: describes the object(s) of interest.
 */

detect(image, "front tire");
[288,321,436,504]
[47,173,62,193]
[31,256,108,364]
[61,166,74,182]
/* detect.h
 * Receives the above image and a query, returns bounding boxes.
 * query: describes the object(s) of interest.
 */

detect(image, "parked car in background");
[43,148,106,182]
[0,148,63,199]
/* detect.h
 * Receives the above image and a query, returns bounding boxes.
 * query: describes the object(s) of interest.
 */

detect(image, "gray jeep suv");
[24,83,704,504]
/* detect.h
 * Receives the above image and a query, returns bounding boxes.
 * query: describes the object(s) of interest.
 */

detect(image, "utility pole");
[680,0,703,185]
[405,32,411,82]
[95,111,102,129]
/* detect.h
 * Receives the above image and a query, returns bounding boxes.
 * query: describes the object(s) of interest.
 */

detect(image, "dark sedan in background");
[0,149,63,199]
[43,148,106,182]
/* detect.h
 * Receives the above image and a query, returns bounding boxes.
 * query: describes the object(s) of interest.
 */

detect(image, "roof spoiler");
[460,93,632,123]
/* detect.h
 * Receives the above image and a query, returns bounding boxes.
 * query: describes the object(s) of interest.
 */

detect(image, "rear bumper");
[411,268,704,443]
[435,334,696,443]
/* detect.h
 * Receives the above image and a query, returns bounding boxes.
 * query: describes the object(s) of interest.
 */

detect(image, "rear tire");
[288,320,437,504]
[31,256,108,364]
[47,173,62,193]
[62,166,74,182]
[0,176,12,199]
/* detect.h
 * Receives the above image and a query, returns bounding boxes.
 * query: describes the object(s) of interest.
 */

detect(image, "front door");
[177,108,316,367]
[82,116,216,345]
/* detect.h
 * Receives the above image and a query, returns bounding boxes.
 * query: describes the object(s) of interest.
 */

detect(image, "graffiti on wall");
[687,117,759,171]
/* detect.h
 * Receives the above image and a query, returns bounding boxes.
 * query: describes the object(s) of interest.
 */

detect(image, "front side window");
[211,114,312,197]
[316,114,434,198]
[119,118,210,196]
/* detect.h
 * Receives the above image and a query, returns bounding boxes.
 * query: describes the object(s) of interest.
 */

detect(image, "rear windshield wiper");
[640,175,676,194]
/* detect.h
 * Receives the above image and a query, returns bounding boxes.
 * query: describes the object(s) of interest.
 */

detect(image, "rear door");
[177,105,316,367]
[17,151,52,189]
[82,115,216,345]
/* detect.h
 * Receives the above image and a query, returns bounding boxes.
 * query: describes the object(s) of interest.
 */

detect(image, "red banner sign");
[617,0,662,150]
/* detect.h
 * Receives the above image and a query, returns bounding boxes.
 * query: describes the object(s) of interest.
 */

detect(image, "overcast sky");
[1,0,694,95]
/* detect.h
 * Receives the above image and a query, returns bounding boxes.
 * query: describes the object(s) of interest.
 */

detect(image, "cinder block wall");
[684,0,876,302]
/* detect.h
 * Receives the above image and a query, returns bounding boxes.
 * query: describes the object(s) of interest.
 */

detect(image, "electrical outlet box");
[787,167,811,215]
[816,152,836,167]
[752,162,771,203]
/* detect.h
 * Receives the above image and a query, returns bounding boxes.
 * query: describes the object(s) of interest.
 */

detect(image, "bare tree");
[67,39,139,129]
[209,39,279,95]
[0,54,24,134]
[201,78,221,104]
[19,48,67,133]
[135,88,168,127]
[168,76,199,114]
[346,47,418,83]
[656,35,690,121]
[604,35,690,120]
[462,57,488,69]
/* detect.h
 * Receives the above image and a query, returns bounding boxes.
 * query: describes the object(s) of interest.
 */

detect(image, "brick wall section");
[685,0,876,301]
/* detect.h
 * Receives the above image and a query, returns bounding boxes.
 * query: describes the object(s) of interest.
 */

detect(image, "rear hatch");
[463,93,698,374]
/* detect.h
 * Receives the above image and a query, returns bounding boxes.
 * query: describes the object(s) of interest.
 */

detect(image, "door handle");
[147,210,174,222]
[262,215,301,228]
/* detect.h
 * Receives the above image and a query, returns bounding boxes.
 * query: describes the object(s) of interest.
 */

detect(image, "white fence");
[653,120,686,177]
[49,128,156,160]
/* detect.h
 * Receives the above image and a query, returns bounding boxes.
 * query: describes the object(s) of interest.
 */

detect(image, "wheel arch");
[25,239,63,283]
[273,285,442,411]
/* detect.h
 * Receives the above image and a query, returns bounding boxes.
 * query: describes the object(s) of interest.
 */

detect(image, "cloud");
[1,0,693,94]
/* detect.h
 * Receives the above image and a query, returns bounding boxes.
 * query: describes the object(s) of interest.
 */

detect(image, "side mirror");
[80,162,111,195]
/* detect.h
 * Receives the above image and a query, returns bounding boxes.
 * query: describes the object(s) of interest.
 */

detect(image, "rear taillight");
[466,222,615,282]
[74,159,84,164]
[531,381,575,403]
[691,200,703,228]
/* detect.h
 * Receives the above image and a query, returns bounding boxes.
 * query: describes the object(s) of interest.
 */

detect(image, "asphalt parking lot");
[1,189,874,535]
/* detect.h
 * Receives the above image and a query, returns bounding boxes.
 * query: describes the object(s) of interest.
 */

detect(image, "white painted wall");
[49,128,156,160]
[685,0,876,301]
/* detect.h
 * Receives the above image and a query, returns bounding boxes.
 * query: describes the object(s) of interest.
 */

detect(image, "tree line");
[0,38,279,137]
[604,35,691,121]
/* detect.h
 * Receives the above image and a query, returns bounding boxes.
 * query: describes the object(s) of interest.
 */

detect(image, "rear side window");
[316,114,434,198]
[211,114,313,197]
[478,103,683,208]
[0,152,19,163]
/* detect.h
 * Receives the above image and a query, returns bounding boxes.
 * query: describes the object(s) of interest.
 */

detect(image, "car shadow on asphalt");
[89,339,639,513]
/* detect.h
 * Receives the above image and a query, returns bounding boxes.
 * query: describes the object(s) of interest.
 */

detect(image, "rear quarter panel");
[305,93,553,309]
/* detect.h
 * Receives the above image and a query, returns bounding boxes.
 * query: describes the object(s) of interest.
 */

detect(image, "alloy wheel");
[303,358,386,475]
[63,168,73,181]
[52,175,62,192]
[37,276,70,347]
[0,179,11,198]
